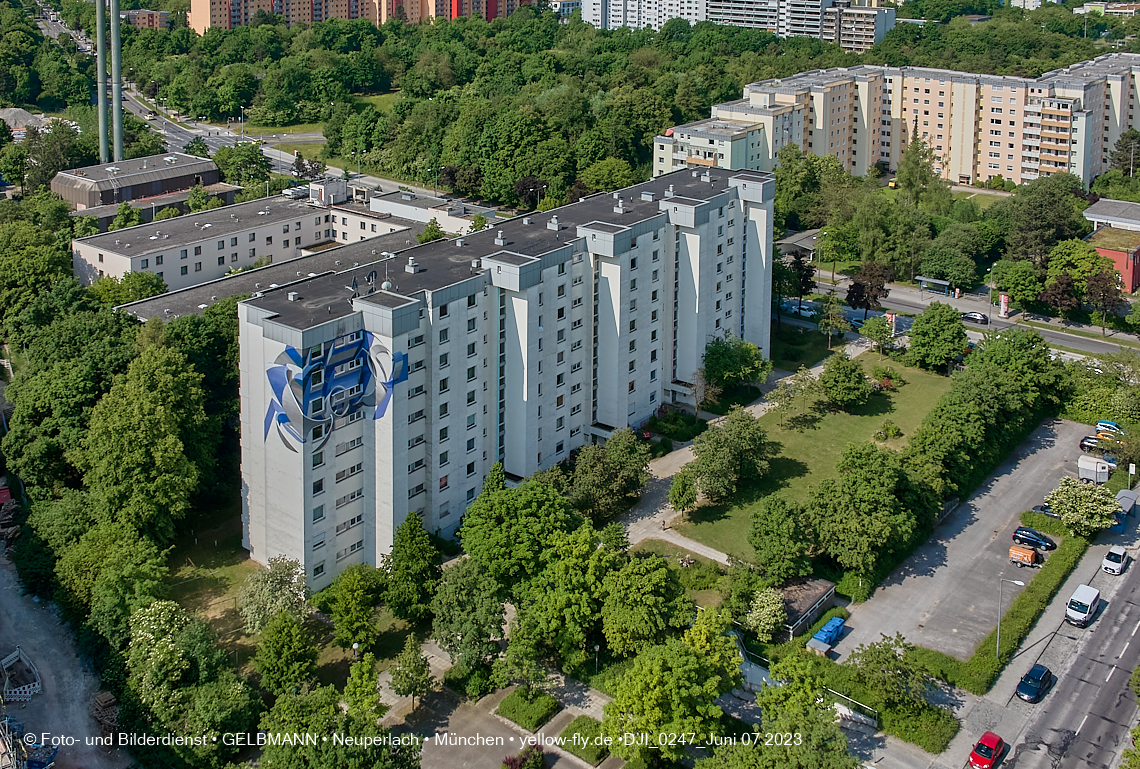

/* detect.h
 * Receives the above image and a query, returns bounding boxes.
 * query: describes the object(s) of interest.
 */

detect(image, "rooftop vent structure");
[405,256,418,274]
[547,215,559,231]
[494,230,506,246]
[288,292,299,301]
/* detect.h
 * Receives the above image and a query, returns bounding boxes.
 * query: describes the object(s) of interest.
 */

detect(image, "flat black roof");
[245,168,770,331]
[118,218,424,321]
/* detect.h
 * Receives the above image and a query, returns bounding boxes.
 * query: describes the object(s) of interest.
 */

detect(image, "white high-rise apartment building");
[240,168,775,588]
[655,53,1140,187]
[584,0,893,50]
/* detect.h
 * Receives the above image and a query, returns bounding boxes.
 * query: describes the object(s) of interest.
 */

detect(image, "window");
[313,451,324,468]
[628,380,635,392]
[439,353,449,369]
[312,479,324,496]
[312,505,325,522]
[336,462,363,482]
[266,236,273,245]
[467,414,477,429]
[467,488,476,501]
[629,320,636,332]
[439,303,449,317]
[439,328,449,344]
[336,514,364,534]
[312,533,325,550]
[336,487,364,507]
[156,255,163,265]
[468,294,477,307]
[180,249,188,259]
[141,259,149,269]
[650,369,657,381]
[629,360,636,372]
[195,262,202,272]
[313,562,325,577]
[439,402,449,417]
[557,307,565,320]
[311,397,325,415]
[467,366,476,381]
[631,278,638,291]
[408,384,425,399]
[468,318,477,332]
[217,256,224,266]
[556,373,565,386]
[409,335,425,348]
[467,437,476,452]
[630,257,638,270]
[180,266,188,276]
[249,248,256,258]
[409,409,425,423]
[440,451,449,466]
[439,475,449,490]
[231,253,237,262]
[335,436,363,455]
[194,245,202,256]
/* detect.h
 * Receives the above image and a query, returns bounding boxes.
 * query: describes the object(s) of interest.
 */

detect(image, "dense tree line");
[0,0,91,110]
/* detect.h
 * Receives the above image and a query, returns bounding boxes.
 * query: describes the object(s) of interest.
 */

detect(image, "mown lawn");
[770,322,834,372]
[676,355,954,561]
[355,92,400,112]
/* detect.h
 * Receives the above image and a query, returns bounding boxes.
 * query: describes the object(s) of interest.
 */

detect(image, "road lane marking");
[1132,620,1140,637]
[1123,642,1131,658]
[1107,667,1116,682]
[1077,715,1089,735]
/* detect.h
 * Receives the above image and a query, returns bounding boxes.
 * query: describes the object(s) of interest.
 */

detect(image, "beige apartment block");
[657,53,1140,188]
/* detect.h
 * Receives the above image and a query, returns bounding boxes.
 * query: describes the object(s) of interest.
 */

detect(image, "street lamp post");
[240,105,245,141]
[594,645,601,675]
[352,642,360,662]
[996,578,1025,659]
[987,267,995,327]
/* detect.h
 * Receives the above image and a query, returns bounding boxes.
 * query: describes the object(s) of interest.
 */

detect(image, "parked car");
[1097,431,1120,441]
[961,312,988,324]
[1104,454,1120,470]
[1013,526,1056,551]
[850,317,865,329]
[1066,584,1101,628]
[1015,664,1054,703]
[1031,503,1059,519]
[781,302,816,318]
[1097,420,1122,433]
[1080,436,1103,452]
[1104,546,1128,575]
[969,732,1005,769]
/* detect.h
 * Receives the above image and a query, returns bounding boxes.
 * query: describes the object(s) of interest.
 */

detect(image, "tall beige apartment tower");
[655,52,1140,188]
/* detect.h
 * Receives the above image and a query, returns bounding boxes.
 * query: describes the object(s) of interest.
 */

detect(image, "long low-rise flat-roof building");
[72,188,418,291]
[238,167,775,588]
[51,153,222,211]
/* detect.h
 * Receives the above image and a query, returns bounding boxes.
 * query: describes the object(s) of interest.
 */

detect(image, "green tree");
[772,260,797,328]
[860,315,892,359]
[343,652,382,719]
[817,292,851,349]
[238,555,310,634]
[846,262,892,319]
[819,351,871,410]
[82,346,214,542]
[259,685,420,769]
[691,406,772,503]
[681,606,742,696]
[0,143,27,188]
[186,184,215,212]
[459,479,576,589]
[992,259,1043,309]
[183,136,211,158]
[702,333,772,389]
[896,133,946,210]
[601,554,693,657]
[601,638,726,762]
[1003,173,1090,267]
[748,496,812,584]
[384,514,441,623]
[846,632,932,710]
[567,428,651,522]
[254,611,318,695]
[430,557,504,671]
[919,245,976,290]
[213,142,271,184]
[1045,477,1120,538]
[468,213,488,233]
[766,379,796,427]
[579,157,636,191]
[907,301,967,374]
[390,635,433,712]
[741,651,860,769]
[109,202,143,230]
[330,566,377,650]
[1111,127,1140,176]
[1045,239,1113,298]
[1086,270,1127,337]
[153,206,181,220]
[88,271,167,306]
[809,442,927,578]
[669,468,698,521]
[789,252,815,310]
[789,365,822,421]
[517,522,620,666]
[417,216,446,243]
[744,587,787,642]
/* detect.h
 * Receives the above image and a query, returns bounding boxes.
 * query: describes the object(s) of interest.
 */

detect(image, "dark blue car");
[1013,526,1056,551]
[1016,664,1053,703]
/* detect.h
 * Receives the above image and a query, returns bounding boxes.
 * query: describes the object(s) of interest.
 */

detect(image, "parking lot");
[833,419,1091,662]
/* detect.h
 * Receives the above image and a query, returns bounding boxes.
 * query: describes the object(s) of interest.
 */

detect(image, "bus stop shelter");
[916,276,951,296]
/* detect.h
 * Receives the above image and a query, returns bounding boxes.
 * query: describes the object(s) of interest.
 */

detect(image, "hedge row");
[558,716,609,766]
[496,687,562,731]
[908,511,1088,696]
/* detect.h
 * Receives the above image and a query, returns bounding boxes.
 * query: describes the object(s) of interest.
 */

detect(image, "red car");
[969,732,1005,769]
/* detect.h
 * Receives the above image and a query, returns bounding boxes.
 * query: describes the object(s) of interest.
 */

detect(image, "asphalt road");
[1008,563,1140,769]
[832,419,1089,662]
[880,294,1126,357]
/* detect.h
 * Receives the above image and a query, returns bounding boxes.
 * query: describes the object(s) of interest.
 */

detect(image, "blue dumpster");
[813,617,845,646]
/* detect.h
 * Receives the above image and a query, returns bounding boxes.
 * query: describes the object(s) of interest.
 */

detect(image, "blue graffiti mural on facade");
[264,331,407,452]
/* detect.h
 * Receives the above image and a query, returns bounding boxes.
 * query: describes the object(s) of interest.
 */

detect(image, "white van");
[1066,585,1100,628]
